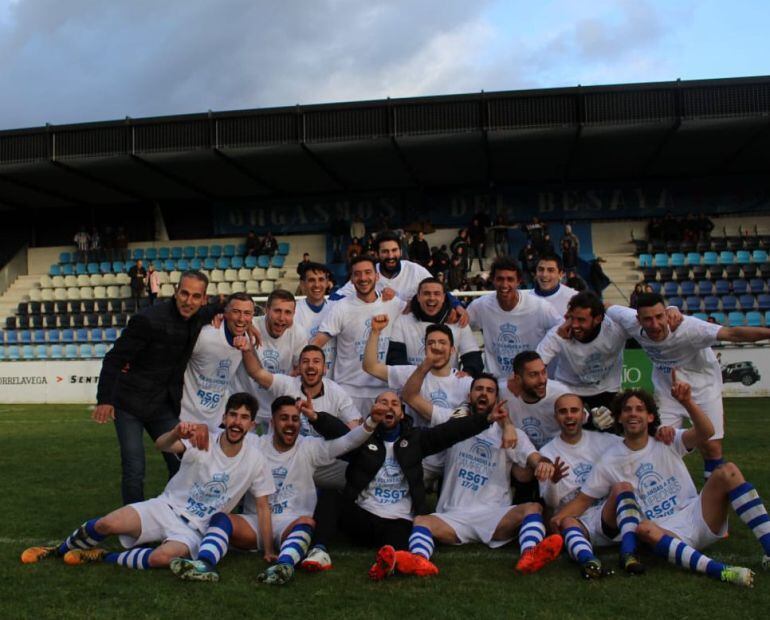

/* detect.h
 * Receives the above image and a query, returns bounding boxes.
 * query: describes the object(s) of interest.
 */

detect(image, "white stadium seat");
[52,275,66,288]
[169,271,181,284]
[116,273,130,285]
[245,280,259,294]
[160,283,175,297]
[41,288,54,302]
[29,288,42,302]
[210,269,224,283]
[77,275,90,287]
[260,280,275,294]
[266,267,280,280]
[102,273,116,285]
[93,286,107,299]
[106,285,120,298]
[119,285,131,298]
[64,275,78,287]
[79,287,93,300]
[230,281,245,293]
[67,287,81,300]
[206,283,218,296]
[217,282,232,295]
[89,274,104,286]
[251,267,266,280]
[224,269,238,282]
[238,268,251,281]
[157,271,170,285]
[39,275,53,288]
[54,288,67,301]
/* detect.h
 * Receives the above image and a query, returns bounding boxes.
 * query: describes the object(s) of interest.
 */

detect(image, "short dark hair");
[611,389,660,436]
[418,277,446,294]
[425,323,454,346]
[349,255,377,273]
[635,292,665,311]
[271,395,298,416]
[490,256,523,279]
[300,262,330,281]
[470,372,499,397]
[300,344,326,362]
[178,270,209,288]
[266,289,296,307]
[225,292,255,309]
[225,392,258,420]
[537,253,564,272]
[375,230,401,251]
[567,291,604,318]
[513,350,542,376]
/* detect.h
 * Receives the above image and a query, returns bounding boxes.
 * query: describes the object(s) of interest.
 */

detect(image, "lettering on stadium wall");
[68,375,100,384]
[0,376,48,385]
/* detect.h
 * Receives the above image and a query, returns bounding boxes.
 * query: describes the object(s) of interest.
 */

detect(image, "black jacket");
[311,410,491,516]
[96,299,222,419]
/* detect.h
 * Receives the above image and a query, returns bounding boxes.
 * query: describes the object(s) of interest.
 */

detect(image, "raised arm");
[362,314,390,382]
[155,421,210,454]
[233,335,275,389]
[717,325,770,343]
[670,370,715,450]
[400,355,437,422]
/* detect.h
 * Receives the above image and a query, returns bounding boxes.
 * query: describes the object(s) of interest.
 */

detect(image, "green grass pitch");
[1,400,769,619]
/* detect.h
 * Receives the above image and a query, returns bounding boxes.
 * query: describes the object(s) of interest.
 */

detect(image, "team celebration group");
[20,231,770,587]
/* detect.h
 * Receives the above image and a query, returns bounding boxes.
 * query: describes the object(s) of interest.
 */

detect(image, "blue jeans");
[114,408,180,505]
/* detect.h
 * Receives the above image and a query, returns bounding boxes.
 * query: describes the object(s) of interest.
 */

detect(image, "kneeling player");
[402,370,563,575]
[543,393,645,578]
[21,394,275,578]
[557,374,770,587]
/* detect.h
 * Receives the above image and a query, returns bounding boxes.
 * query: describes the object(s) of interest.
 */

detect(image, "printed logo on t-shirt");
[262,349,280,372]
[455,437,494,492]
[635,462,682,519]
[581,352,606,384]
[429,388,449,409]
[573,462,593,484]
[355,318,387,362]
[495,323,524,373]
[521,416,545,449]
[185,472,229,519]
[270,465,293,514]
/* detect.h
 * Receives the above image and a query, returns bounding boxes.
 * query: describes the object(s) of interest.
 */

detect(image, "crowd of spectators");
[647,212,714,244]
[245,230,278,257]
[73,225,130,263]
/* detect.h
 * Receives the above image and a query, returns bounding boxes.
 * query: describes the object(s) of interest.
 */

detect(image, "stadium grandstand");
[0,74,769,369]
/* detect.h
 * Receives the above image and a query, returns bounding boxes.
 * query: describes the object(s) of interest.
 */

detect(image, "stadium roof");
[0,75,768,210]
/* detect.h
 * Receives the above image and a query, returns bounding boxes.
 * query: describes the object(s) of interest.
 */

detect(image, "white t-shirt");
[499,379,570,449]
[467,291,561,379]
[229,315,309,420]
[528,284,578,318]
[582,430,697,520]
[161,432,275,532]
[266,374,361,437]
[536,316,627,395]
[335,260,432,302]
[318,295,406,397]
[294,299,337,379]
[606,307,722,414]
[538,431,623,510]
[243,425,371,517]
[386,364,472,428]
[432,405,537,513]
[181,324,245,431]
[357,441,412,520]
[389,312,480,369]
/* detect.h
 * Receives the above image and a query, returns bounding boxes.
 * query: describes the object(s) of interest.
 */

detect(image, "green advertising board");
[622,349,654,391]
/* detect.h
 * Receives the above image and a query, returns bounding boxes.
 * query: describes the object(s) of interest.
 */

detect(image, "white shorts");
[577,503,620,548]
[118,497,202,557]
[313,460,347,491]
[654,495,727,550]
[659,398,724,440]
[431,505,515,549]
[237,511,302,550]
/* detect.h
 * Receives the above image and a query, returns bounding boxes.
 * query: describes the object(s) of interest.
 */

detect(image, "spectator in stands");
[245,230,261,257]
[114,227,129,261]
[448,253,466,291]
[92,270,223,505]
[74,225,90,263]
[468,216,487,271]
[518,240,539,286]
[560,224,580,270]
[629,282,653,309]
[262,231,278,257]
[409,231,431,267]
[540,232,555,255]
[566,271,588,292]
[588,257,610,299]
[330,216,347,262]
[697,213,715,241]
[146,263,160,305]
[431,245,450,278]
[128,259,147,309]
[297,252,312,279]
[350,214,365,243]
[90,227,102,262]
[524,217,546,251]
[493,214,508,257]
[347,237,363,260]
[362,233,377,257]
[450,228,469,259]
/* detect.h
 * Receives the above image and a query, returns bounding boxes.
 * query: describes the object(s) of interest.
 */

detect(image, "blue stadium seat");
[158,247,170,260]
[697,280,713,296]
[736,250,752,266]
[19,330,32,344]
[183,246,195,259]
[646,281,661,294]
[703,251,719,266]
[739,294,756,310]
[203,258,216,270]
[257,255,270,269]
[190,258,202,270]
[75,328,89,343]
[104,327,118,342]
[49,344,63,359]
[196,246,209,258]
[668,296,684,310]
[670,253,685,267]
[32,329,46,344]
[177,259,190,271]
[171,247,183,259]
[48,329,61,343]
[245,255,257,269]
[277,242,290,256]
[685,252,701,266]
[271,255,285,268]
[94,343,108,358]
[64,344,78,359]
[719,251,735,264]
[132,248,145,260]
[209,245,222,258]
[79,344,94,358]
[76,263,87,275]
[223,244,235,257]
[715,280,731,295]
[662,281,678,297]
[217,257,231,270]
[112,261,125,273]
[60,328,74,343]
[99,261,112,274]
[231,256,244,269]
[236,243,246,255]
[710,312,726,325]
[59,251,72,264]
[7,345,20,360]
[164,259,176,271]
[5,330,18,345]
[638,253,653,268]
[679,280,696,296]
[721,295,738,312]
[22,345,35,360]
[727,311,746,327]
[758,294,770,312]
[692,312,709,322]
[35,344,48,359]
[746,311,763,327]
[752,249,768,263]
[50,264,61,276]
[0,345,5,360]
[732,279,748,295]
[61,263,74,276]
[685,296,702,313]
[144,248,157,261]
[653,253,669,268]
[749,278,765,294]
[90,328,103,342]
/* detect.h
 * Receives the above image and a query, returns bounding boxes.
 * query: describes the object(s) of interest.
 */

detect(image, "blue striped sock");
[277,523,313,567]
[104,547,153,570]
[653,535,723,579]
[729,482,770,555]
[518,513,546,553]
[198,512,232,567]
[616,491,641,556]
[563,527,594,565]
[58,518,106,555]
[704,458,724,481]
[409,525,435,560]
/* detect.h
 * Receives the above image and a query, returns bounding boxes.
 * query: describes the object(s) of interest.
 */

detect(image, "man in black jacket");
[302,386,505,577]
[93,271,223,504]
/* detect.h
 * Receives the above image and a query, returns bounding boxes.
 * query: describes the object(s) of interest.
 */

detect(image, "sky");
[0,0,768,130]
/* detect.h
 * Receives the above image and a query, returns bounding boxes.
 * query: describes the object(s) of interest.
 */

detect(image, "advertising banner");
[621,349,654,392]
[0,361,101,404]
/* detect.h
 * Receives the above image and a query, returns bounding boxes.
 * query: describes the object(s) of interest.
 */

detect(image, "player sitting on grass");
[555,373,770,587]
[542,393,645,578]
[171,395,386,585]
[401,367,563,576]
[21,393,275,577]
